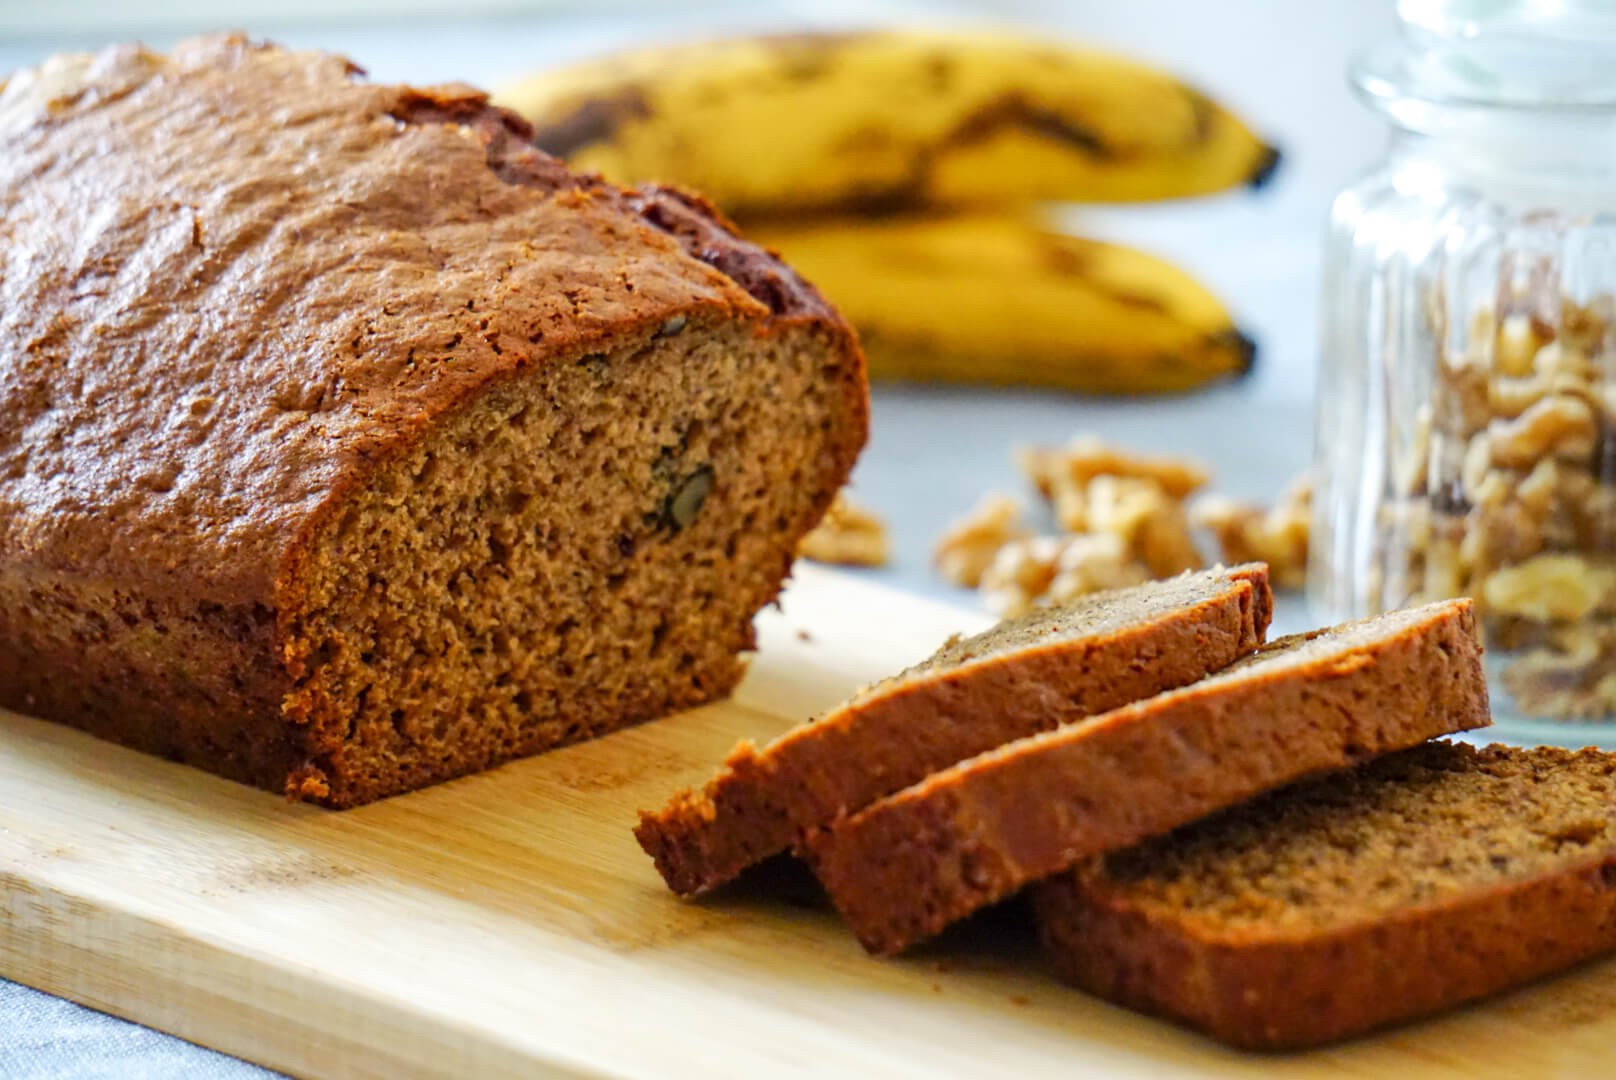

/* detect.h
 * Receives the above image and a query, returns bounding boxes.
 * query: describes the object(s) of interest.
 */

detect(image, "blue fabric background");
[0,982,279,1078]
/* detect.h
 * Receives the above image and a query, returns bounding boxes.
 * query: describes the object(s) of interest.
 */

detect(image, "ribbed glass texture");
[1313,6,1616,739]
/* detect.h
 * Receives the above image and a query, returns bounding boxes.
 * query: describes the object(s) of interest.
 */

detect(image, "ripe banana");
[495,30,1279,218]
[746,214,1255,395]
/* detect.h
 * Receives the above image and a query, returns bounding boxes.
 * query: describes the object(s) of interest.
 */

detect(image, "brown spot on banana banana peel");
[531,85,650,158]
[1101,289,1172,315]
[736,32,938,88]
[829,184,934,219]
[756,30,866,53]
[803,95,1113,219]
[947,91,1113,159]
[781,91,1278,219]
[1186,88,1286,190]
[1185,89,1284,189]
[1038,240,1091,277]
[840,94,1112,217]
[834,126,900,154]
[1036,240,1175,317]
[1187,89,1216,144]
[1183,88,1284,189]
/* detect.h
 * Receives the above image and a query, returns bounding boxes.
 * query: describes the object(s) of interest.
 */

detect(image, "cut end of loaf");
[276,318,862,806]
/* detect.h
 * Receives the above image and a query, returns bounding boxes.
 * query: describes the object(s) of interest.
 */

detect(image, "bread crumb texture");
[1089,741,1616,931]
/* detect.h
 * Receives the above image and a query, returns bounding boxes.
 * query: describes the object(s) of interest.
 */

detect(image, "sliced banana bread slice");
[806,599,1490,954]
[1035,741,1616,1050]
[636,564,1272,895]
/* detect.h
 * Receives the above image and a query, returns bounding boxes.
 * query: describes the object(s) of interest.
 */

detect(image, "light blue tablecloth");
[0,983,275,1079]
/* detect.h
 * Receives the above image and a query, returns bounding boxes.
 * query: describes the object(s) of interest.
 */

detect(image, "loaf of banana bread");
[1035,741,1616,1049]
[0,36,867,806]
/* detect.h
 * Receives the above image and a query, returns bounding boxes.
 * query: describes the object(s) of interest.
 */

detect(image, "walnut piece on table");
[1081,474,1203,579]
[1045,533,1151,606]
[797,491,889,568]
[1019,439,1206,579]
[979,533,1148,619]
[1189,473,1312,590]
[1015,436,1210,502]
[936,437,1310,616]
[978,535,1064,618]
[933,494,1029,588]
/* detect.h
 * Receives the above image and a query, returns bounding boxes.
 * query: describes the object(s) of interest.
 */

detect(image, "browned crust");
[1035,847,1616,1050]
[635,565,1272,895]
[804,600,1491,955]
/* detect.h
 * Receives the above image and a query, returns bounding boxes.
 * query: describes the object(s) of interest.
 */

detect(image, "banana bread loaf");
[0,37,867,806]
[637,564,1272,894]
[805,599,1490,954]
[1035,741,1616,1049]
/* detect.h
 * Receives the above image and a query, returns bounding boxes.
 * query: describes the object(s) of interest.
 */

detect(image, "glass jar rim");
[1354,1,1616,121]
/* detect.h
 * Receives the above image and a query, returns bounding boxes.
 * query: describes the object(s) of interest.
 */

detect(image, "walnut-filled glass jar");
[1312,1,1616,742]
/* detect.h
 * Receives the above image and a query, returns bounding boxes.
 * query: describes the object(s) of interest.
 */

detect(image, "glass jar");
[1312,0,1616,744]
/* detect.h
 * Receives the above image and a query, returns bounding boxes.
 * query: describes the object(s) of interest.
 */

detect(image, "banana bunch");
[748,214,1254,394]
[496,29,1274,394]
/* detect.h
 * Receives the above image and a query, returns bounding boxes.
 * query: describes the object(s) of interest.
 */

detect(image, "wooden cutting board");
[3,564,1615,1079]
